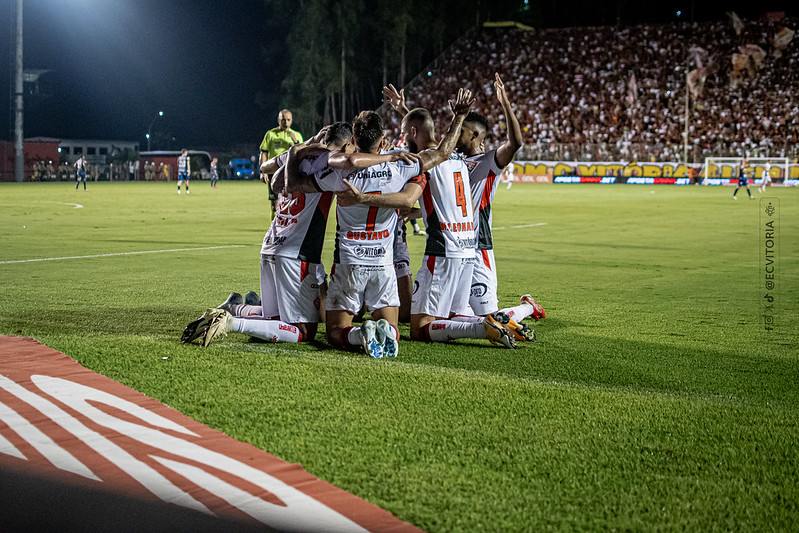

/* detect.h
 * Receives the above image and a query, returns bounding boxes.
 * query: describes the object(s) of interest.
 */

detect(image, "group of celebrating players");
[181,74,546,357]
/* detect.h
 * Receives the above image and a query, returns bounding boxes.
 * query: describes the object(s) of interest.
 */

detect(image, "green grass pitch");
[1,181,797,531]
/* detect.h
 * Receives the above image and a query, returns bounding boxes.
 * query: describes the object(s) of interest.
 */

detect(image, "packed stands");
[383,14,798,163]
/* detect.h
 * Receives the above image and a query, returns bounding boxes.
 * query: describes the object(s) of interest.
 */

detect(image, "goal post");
[703,157,790,183]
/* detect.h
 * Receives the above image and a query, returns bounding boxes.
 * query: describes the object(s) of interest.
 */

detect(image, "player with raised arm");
[348,90,516,349]
[287,90,473,357]
[456,74,545,339]
[181,123,353,347]
[383,76,544,343]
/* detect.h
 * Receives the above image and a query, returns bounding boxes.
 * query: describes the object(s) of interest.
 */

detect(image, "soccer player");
[758,161,773,193]
[210,157,219,188]
[456,74,545,336]
[177,149,190,194]
[181,123,354,347]
[260,109,303,220]
[287,92,473,357]
[347,91,516,349]
[384,75,544,341]
[74,155,87,190]
[733,158,753,199]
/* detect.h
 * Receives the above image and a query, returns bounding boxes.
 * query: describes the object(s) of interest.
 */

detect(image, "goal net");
[703,157,790,184]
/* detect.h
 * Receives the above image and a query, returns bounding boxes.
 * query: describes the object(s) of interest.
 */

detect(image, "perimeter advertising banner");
[509,161,799,183]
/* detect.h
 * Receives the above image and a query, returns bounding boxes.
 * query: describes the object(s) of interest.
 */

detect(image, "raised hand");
[382,84,406,113]
[494,73,508,104]
[448,88,475,116]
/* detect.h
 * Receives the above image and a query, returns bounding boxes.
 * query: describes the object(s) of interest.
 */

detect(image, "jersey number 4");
[454,172,468,217]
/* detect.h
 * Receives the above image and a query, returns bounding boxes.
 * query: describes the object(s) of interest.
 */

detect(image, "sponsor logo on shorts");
[471,282,488,298]
[264,235,287,246]
[412,280,420,294]
[353,246,386,259]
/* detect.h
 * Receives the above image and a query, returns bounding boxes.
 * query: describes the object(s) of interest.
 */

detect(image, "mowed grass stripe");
[1,181,797,531]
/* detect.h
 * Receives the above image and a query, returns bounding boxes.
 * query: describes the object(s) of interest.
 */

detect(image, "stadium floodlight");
[146,111,164,151]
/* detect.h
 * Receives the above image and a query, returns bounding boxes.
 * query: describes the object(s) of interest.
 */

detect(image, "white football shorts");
[411,255,474,318]
[326,263,400,314]
[260,254,326,324]
[469,249,499,316]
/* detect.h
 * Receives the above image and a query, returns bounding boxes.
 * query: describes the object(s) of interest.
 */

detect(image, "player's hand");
[336,180,365,206]
[313,125,330,144]
[449,88,475,116]
[388,151,421,165]
[382,84,406,113]
[494,73,508,104]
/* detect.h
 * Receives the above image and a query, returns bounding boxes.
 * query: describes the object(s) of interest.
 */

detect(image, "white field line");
[60,202,84,209]
[0,245,246,265]
[492,222,548,230]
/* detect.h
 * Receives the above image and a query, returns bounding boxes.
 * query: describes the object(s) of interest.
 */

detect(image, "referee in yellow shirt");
[259,109,303,219]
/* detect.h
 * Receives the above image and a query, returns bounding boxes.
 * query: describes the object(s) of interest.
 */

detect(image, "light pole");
[13,0,24,182]
[146,110,164,151]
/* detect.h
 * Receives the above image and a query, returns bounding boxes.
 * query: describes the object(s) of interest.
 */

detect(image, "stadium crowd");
[383,14,798,163]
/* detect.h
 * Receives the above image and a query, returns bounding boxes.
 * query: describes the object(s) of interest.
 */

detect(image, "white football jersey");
[465,149,502,251]
[312,152,425,265]
[419,153,476,258]
[261,151,333,263]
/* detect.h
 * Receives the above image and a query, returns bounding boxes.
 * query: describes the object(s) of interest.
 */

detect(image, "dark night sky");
[1,1,793,149]
[1,0,290,148]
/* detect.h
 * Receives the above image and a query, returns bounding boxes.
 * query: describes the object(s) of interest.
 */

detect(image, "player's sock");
[500,302,534,321]
[345,326,364,348]
[450,315,484,324]
[231,318,303,342]
[422,320,484,342]
[747,188,752,198]
[227,304,263,317]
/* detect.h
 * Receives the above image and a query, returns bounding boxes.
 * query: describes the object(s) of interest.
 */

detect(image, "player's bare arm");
[337,179,424,210]
[382,84,410,116]
[327,150,420,170]
[284,144,329,194]
[418,88,475,172]
[493,73,523,167]
[270,166,286,195]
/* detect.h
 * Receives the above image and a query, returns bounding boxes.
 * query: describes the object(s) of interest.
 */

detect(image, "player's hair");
[324,121,352,148]
[404,108,435,136]
[352,111,383,152]
[465,112,490,134]
[279,109,292,116]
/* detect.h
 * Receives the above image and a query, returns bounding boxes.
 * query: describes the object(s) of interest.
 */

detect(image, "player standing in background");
[74,155,87,190]
[733,157,752,200]
[260,109,303,220]
[210,157,219,188]
[177,149,190,195]
[758,160,773,193]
